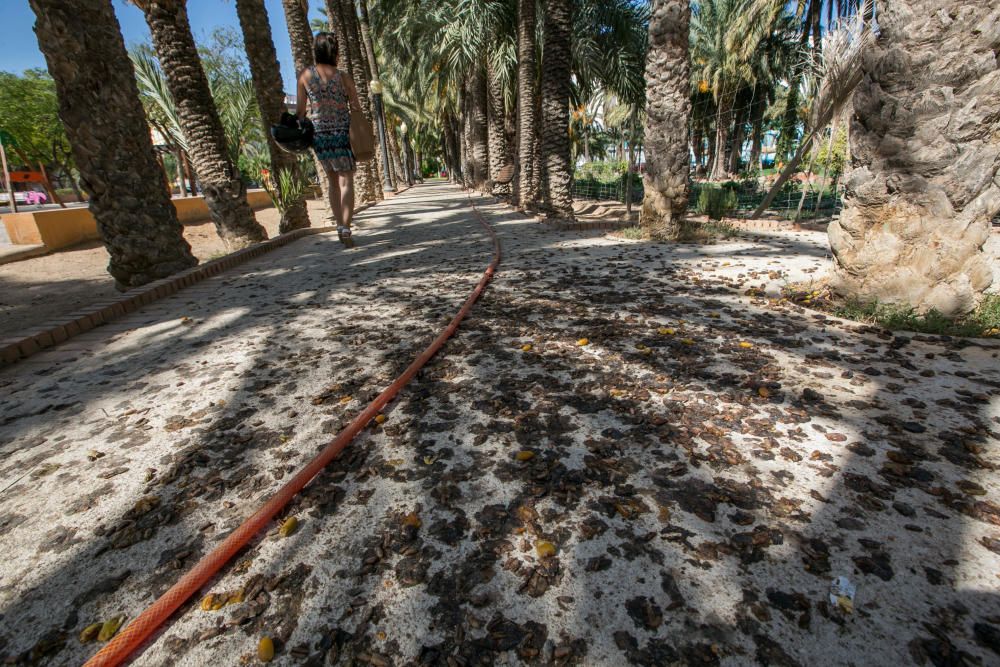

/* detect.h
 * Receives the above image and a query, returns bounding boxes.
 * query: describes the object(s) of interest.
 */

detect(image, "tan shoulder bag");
[345,72,375,163]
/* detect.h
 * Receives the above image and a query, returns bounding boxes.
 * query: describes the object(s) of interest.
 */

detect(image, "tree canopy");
[0,68,72,168]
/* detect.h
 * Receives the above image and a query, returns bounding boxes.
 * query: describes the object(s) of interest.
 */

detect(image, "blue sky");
[1,1,327,93]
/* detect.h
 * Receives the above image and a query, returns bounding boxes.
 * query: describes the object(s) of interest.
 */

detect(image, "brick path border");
[0,189,409,369]
[545,218,631,232]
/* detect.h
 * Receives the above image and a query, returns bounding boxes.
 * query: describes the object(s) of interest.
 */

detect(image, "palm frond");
[129,48,186,151]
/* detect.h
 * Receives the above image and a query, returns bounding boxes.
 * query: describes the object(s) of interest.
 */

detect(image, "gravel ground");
[0,183,998,666]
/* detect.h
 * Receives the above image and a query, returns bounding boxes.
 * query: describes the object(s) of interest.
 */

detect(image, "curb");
[0,188,410,370]
[727,218,794,232]
[475,192,632,232]
[0,244,49,266]
[545,218,631,232]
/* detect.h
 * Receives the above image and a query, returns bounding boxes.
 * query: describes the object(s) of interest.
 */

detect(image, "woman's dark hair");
[314,32,339,67]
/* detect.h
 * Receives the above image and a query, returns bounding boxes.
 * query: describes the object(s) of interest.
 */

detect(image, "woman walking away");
[297,32,361,247]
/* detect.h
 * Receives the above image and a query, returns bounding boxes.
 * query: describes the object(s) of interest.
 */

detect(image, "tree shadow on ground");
[0,186,998,666]
[0,184,493,664]
[295,197,999,666]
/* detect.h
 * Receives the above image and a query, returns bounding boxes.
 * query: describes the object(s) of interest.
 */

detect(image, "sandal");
[337,226,354,248]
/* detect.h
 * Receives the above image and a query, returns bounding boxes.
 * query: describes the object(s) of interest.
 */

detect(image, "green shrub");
[834,294,1000,338]
[810,125,848,181]
[695,185,738,220]
[575,160,627,184]
[616,226,645,240]
[260,166,306,216]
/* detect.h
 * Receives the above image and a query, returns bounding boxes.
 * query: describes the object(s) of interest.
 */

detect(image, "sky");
[1,1,328,93]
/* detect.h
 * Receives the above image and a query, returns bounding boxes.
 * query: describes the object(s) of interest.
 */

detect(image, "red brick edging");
[726,218,793,232]
[545,219,630,232]
[0,187,412,369]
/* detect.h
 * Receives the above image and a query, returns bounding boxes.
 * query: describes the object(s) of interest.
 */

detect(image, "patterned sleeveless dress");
[304,66,356,172]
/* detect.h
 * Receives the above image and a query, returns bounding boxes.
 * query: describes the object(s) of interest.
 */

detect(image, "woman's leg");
[325,164,343,226]
[339,171,356,228]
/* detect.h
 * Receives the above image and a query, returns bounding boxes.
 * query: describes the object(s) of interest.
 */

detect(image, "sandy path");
[0,201,326,338]
[0,185,998,666]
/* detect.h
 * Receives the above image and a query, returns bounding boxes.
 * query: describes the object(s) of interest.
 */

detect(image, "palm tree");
[739,0,862,163]
[131,47,262,190]
[751,8,869,217]
[283,0,341,225]
[327,0,383,203]
[829,1,995,315]
[28,0,197,288]
[538,0,574,217]
[515,0,539,209]
[689,0,751,180]
[467,66,490,190]
[689,0,799,180]
[355,0,397,191]
[235,0,309,232]
[369,0,647,207]
[131,0,266,249]
[639,0,691,240]
[130,47,189,193]
[283,0,315,74]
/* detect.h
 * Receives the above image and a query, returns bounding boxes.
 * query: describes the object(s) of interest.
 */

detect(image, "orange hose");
[84,193,500,666]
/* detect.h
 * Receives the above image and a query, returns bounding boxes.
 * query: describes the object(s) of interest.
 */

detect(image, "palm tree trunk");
[155,152,170,195]
[283,0,314,76]
[793,135,820,222]
[711,90,733,181]
[386,121,406,187]
[705,116,717,178]
[70,171,85,201]
[174,147,185,194]
[812,117,838,216]
[504,103,517,166]
[692,124,704,174]
[639,0,692,240]
[467,66,489,191]
[727,91,749,175]
[236,0,309,233]
[749,93,765,170]
[486,59,508,193]
[182,151,196,196]
[460,88,473,189]
[625,111,637,216]
[330,0,382,203]
[443,109,461,184]
[354,0,394,191]
[29,0,196,289]
[282,0,335,223]
[829,0,996,315]
[138,0,266,249]
[402,129,418,184]
[515,0,539,209]
[539,0,573,217]
[809,0,822,57]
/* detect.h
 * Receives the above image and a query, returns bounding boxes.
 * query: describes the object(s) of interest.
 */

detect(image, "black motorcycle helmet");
[270,112,314,153]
